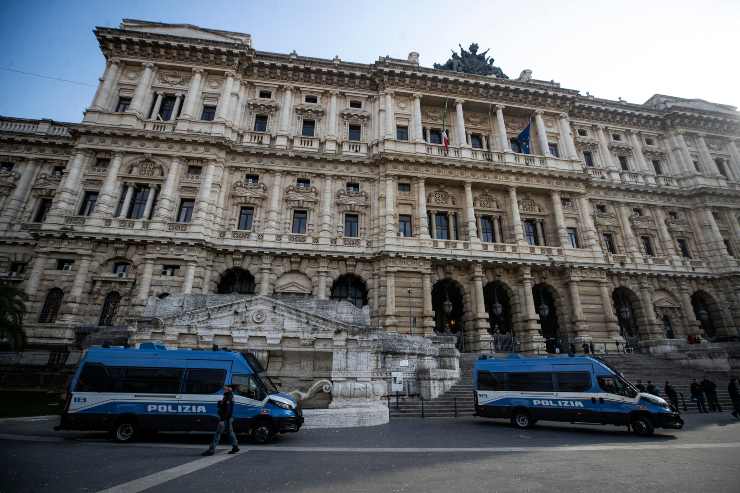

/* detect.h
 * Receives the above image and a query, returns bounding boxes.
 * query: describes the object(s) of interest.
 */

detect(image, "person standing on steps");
[701,377,722,413]
[203,384,239,456]
[664,381,679,411]
[690,379,708,413]
[729,376,740,419]
[646,381,658,396]
[635,380,646,392]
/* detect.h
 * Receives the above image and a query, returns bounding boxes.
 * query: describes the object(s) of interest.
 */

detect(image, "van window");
[508,372,554,392]
[477,371,506,391]
[184,369,226,394]
[117,367,183,394]
[555,372,592,393]
[597,375,638,398]
[232,373,266,401]
[75,363,111,392]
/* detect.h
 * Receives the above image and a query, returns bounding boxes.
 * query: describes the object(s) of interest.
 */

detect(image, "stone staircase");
[389,352,736,418]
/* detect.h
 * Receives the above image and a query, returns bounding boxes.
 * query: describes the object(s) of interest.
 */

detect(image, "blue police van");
[473,354,683,436]
[56,344,303,443]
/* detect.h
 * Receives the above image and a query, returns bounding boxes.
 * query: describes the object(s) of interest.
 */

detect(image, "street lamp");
[696,305,709,322]
[537,302,550,319]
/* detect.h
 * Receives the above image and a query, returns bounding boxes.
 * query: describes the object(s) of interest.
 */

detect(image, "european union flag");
[516,122,531,154]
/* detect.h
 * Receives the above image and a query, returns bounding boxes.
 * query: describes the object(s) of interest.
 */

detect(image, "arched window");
[217,268,256,295]
[38,288,64,324]
[330,274,368,308]
[98,292,122,326]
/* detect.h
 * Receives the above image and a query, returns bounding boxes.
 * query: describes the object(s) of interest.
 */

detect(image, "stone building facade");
[1,19,740,365]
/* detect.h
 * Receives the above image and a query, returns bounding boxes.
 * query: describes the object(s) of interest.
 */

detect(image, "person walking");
[729,377,740,419]
[635,380,646,392]
[701,377,722,412]
[664,381,679,411]
[690,379,708,413]
[646,381,658,396]
[203,384,239,456]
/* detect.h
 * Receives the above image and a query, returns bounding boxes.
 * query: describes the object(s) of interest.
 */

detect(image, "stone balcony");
[0,117,70,137]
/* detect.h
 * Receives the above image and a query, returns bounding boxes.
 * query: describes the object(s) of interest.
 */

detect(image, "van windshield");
[597,375,638,398]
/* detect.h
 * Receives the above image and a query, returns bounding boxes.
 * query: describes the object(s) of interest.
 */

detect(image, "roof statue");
[433,43,508,78]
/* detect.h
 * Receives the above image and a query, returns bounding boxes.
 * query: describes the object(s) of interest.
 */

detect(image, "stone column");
[48,150,88,223]
[326,91,338,140]
[259,255,272,296]
[266,172,283,233]
[384,91,395,139]
[568,278,587,336]
[495,105,510,152]
[92,152,124,218]
[464,181,479,244]
[508,187,526,245]
[725,140,740,178]
[533,110,550,156]
[194,161,216,227]
[25,254,46,298]
[149,92,163,120]
[536,220,546,246]
[412,94,423,142]
[578,196,601,253]
[558,113,577,159]
[90,58,121,111]
[182,263,196,294]
[696,134,722,176]
[679,283,702,336]
[60,256,91,322]
[654,208,678,258]
[639,282,659,338]
[454,99,467,146]
[618,205,639,255]
[319,175,334,242]
[117,184,134,218]
[384,269,396,327]
[201,263,212,294]
[520,267,543,351]
[152,157,181,223]
[0,159,37,230]
[599,280,622,341]
[594,125,616,169]
[170,95,184,121]
[142,185,156,219]
[673,131,695,174]
[179,68,203,119]
[136,260,154,304]
[551,190,569,247]
[702,208,730,258]
[227,80,240,123]
[416,178,430,239]
[277,86,294,135]
[422,272,434,336]
[385,176,397,242]
[215,71,235,122]
[317,261,329,300]
[128,63,155,117]
[376,93,386,141]
[629,131,649,173]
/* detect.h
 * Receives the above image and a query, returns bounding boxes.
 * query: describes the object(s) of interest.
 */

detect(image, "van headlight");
[643,394,670,409]
[270,399,293,410]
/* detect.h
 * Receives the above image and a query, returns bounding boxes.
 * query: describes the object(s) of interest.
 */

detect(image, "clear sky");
[1,0,738,123]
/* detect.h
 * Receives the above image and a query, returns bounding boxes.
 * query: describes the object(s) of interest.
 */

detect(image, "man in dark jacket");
[646,381,658,396]
[701,377,722,412]
[203,385,239,456]
[728,377,740,419]
[690,379,708,413]
[635,380,646,392]
[664,381,679,411]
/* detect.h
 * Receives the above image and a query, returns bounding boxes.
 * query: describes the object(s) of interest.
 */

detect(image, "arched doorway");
[483,281,514,335]
[432,279,465,336]
[532,283,560,353]
[330,274,368,308]
[691,291,720,338]
[98,291,122,326]
[217,268,256,294]
[38,288,64,324]
[612,287,642,346]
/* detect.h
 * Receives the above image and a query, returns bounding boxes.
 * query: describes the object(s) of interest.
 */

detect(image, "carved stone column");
[25,254,47,299]
[533,110,550,156]
[60,256,91,323]
[725,139,740,178]
[149,92,164,120]
[127,62,155,117]
[179,68,203,119]
[567,277,587,337]
[92,152,124,219]
[629,130,649,173]
[454,99,467,147]
[384,176,396,243]
[276,86,294,147]
[638,281,660,339]
[215,71,235,122]
[142,185,157,220]
[495,105,511,152]
[679,283,702,336]
[702,208,730,260]
[47,150,89,225]
[654,208,678,258]
[319,175,334,243]
[416,178,430,239]
[463,181,479,245]
[384,268,397,328]
[317,259,329,300]
[697,134,721,176]
[422,271,435,336]
[90,58,121,111]
[470,264,491,350]
[182,263,196,294]
[136,260,154,305]
[384,91,395,139]
[519,266,544,352]
[194,161,217,227]
[259,255,272,296]
[508,187,526,245]
[594,125,616,170]
[578,196,601,254]
[325,91,338,152]
[412,94,423,142]
[618,205,639,255]
[551,190,569,248]
[558,113,577,159]
[0,158,37,230]
[117,184,134,218]
[599,280,622,342]
[152,157,181,225]
[266,172,283,234]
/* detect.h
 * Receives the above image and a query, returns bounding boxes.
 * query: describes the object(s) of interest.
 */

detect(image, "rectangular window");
[577,129,588,137]
[434,213,450,240]
[301,119,315,137]
[232,373,266,401]
[95,158,110,169]
[348,124,362,142]
[618,155,629,171]
[10,262,26,276]
[349,100,362,109]
[115,97,131,113]
[118,367,183,394]
[292,210,307,234]
[603,233,617,254]
[56,259,74,270]
[399,214,413,237]
[548,143,560,158]
[612,134,622,141]
[480,216,495,243]
[652,160,663,175]
[715,159,728,178]
[187,165,202,176]
[596,204,607,214]
[477,371,506,391]
[78,191,98,216]
[128,186,150,219]
[555,372,592,393]
[0,162,14,172]
[397,182,411,193]
[52,166,65,177]
[304,95,318,104]
[510,139,522,154]
[254,114,268,132]
[344,213,359,237]
[297,178,310,188]
[161,265,180,276]
[693,161,702,173]
[508,372,554,392]
[200,105,216,121]
[346,182,360,193]
[677,238,691,258]
[632,208,642,217]
[645,137,655,146]
[237,207,254,230]
[396,125,409,141]
[33,198,52,223]
[724,239,735,257]
[157,95,177,121]
[429,129,442,145]
[183,368,226,394]
[524,220,539,246]
[177,199,194,223]
[583,151,594,167]
[113,262,129,275]
[470,134,483,149]
[259,90,272,99]
[567,227,579,248]
[74,364,111,392]
[641,236,654,256]
[246,174,259,184]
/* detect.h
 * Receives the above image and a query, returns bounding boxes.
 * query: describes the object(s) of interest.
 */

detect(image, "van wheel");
[631,415,654,437]
[511,410,533,429]
[112,420,138,443]
[252,423,273,444]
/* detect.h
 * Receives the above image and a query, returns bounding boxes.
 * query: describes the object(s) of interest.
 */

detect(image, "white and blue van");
[56,344,303,443]
[473,354,683,436]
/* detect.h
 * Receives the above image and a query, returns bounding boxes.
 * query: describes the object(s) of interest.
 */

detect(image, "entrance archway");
[612,287,643,345]
[217,268,256,294]
[330,274,368,308]
[432,279,465,336]
[532,283,560,353]
[691,291,721,338]
[98,291,121,326]
[483,281,514,335]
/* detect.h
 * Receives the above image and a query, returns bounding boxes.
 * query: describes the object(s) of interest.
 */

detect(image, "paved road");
[2,413,740,493]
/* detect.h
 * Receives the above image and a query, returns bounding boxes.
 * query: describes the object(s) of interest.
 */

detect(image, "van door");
[553,369,594,422]
[181,361,231,431]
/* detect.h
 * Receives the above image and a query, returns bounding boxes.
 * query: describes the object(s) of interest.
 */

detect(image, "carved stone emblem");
[295,104,325,118]
[474,193,500,210]
[518,198,543,213]
[251,309,267,324]
[428,190,456,206]
[231,181,267,201]
[157,70,190,86]
[336,189,368,206]
[339,108,370,122]
[284,185,319,206]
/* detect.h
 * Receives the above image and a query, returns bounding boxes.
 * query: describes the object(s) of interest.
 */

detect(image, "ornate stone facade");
[1,20,739,374]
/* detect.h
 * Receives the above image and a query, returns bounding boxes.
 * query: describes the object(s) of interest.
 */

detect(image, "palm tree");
[0,285,27,351]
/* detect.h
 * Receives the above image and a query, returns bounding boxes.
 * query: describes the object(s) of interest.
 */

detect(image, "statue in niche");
[433,43,508,78]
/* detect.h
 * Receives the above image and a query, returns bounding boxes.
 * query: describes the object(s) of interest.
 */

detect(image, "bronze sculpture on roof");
[433,43,508,78]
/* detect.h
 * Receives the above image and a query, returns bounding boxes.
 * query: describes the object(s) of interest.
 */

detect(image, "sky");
[1,0,738,123]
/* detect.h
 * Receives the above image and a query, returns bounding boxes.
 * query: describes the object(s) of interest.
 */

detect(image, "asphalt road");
[2,413,740,493]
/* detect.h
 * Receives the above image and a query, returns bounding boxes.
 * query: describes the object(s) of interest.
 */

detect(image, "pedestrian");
[646,380,658,396]
[728,377,740,419]
[202,384,239,456]
[664,381,679,411]
[690,379,708,413]
[635,380,646,392]
[701,377,722,412]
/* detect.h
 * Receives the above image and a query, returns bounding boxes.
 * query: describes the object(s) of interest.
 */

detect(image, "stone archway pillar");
[470,264,491,351]
[638,282,661,340]
[519,267,545,353]
[600,281,623,346]
[259,255,272,296]
[678,283,702,337]
[421,271,435,337]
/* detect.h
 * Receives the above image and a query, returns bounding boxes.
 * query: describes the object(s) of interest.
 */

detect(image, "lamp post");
[407,288,414,336]
[442,292,453,332]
